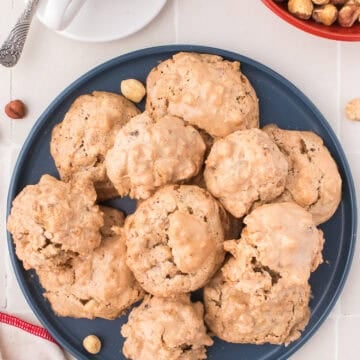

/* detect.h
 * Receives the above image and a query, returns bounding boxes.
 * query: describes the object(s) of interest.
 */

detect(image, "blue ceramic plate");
[7,45,357,360]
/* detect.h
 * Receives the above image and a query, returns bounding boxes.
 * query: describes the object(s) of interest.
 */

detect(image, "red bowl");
[262,0,360,41]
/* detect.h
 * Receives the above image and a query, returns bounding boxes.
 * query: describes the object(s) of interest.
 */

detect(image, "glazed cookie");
[204,202,323,344]
[121,295,213,360]
[50,91,140,200]
[7,175,103,270]
[106,112,206,200]
[125,185,227,296]
[204,129,288,218]
[37,206,144,320]
[204,269,311,345]
[239,202,324,283]
[264,124,342,224]
[146,52,259,137]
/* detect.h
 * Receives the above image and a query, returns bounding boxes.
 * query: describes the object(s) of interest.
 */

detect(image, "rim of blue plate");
[6,45,357,360]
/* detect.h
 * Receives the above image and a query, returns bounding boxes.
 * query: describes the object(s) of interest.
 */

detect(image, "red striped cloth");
[0,312,57,344]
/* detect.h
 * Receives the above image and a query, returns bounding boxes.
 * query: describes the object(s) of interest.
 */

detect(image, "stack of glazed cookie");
[7,52,342,359]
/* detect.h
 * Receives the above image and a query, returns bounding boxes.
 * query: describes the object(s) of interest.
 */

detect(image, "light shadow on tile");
[338,317,360,359]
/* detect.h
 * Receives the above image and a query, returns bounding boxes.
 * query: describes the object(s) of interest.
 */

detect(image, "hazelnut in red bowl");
[262,0,360,41]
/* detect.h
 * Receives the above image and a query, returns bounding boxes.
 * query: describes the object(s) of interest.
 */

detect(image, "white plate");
[36,0,167,42]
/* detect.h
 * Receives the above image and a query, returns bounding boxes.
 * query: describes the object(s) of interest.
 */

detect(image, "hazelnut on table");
[4,100,26,119]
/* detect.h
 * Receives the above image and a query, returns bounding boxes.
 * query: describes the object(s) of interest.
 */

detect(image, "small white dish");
[36,0,167,42]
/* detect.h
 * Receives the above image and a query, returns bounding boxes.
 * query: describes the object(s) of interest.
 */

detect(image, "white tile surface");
[291,317,337,360]
[339,317,360,359]
[4,250,35,323]
[0,146,11,310]
[0,1,11,143]
[0,1,359,359]
[339,43,360,155]
[4,147,35,319]
[10,0,176,144]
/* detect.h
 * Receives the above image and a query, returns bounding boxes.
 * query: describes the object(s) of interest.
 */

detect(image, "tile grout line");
[335,41,341,360]
[336,41,342,139]
[9,69,14,140]
[174,0,178,43]
[336,40,342,323]
[335,315,339,360]
[3,217,8,310]
[4,144,9,311]
[4,146,19,311]
[6,0,16,306]
[6,0,14,306]
[3,147,11,311]
[9,0,14,141]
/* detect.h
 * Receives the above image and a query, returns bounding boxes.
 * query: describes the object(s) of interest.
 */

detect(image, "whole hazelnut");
[120,79,146,103]
[312,4,338,25]
[83,334,101,354]
[288,0,314,20]
[338,3,360,27]
[5,100,26,119]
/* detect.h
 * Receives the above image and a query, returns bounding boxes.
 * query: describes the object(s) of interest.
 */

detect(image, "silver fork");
[0,0,39,67]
